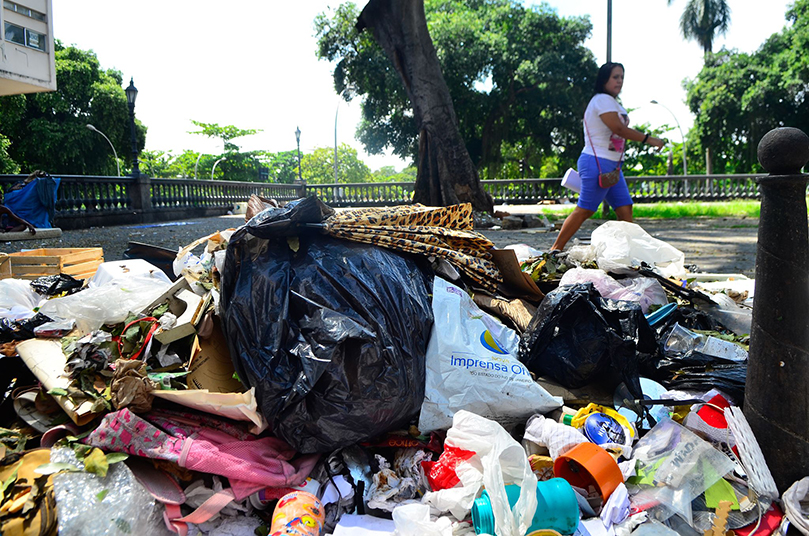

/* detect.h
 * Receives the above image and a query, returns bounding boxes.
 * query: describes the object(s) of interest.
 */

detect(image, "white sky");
[52,0,793,173]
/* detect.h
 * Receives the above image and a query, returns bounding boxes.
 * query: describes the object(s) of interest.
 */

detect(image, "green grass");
[537,200,765,221]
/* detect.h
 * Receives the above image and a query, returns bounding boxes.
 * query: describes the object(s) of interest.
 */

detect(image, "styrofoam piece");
[89,259,172,288]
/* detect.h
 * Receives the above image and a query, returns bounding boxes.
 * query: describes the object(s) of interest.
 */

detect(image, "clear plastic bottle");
[664,322,747,362]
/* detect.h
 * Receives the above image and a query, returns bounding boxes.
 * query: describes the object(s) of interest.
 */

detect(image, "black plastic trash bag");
[519,283,657,398]
[0,312,53,344]
[220,199,434,453]
[30,274,83,296]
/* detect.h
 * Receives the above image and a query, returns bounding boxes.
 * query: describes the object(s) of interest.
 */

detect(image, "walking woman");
[551,62,665,252]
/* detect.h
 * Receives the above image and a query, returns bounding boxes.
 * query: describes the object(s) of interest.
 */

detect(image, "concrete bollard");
[745,127,809,492]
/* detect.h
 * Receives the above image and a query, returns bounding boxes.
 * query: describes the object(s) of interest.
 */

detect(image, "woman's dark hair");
[594,62,625,95]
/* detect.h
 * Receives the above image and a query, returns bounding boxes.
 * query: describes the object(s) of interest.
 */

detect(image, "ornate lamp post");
[295,126,302,182]
[125,78,140,178]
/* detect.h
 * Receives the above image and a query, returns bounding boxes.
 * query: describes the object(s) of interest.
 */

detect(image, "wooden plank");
[62,259,103,277]
[11,265,60,276]
[0,254,10,280]
[8,255,61,265]
[8,248,49,256]
[59,249,104,265]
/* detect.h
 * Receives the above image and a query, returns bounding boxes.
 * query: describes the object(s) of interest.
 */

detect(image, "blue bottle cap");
[583,413,626,445]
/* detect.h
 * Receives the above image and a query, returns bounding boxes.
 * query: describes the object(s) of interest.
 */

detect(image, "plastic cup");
[269,491,325,536]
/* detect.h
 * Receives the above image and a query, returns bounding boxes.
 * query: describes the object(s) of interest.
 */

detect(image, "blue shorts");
[576,153,634,212]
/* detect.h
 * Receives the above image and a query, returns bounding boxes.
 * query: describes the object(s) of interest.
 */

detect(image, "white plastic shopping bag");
[418,278,561,433]
[591,221,686,279]
[422,411,538,536]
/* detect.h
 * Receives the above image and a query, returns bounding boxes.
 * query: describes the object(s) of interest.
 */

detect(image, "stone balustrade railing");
[0,173,762,229]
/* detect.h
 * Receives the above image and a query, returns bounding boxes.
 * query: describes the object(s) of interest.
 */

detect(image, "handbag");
[584,118,624,189]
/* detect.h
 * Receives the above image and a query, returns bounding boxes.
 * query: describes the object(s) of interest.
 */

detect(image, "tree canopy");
[301,144,372,184]
[0,41,146,175]
[685,0,809,173]
[316,0,597,180]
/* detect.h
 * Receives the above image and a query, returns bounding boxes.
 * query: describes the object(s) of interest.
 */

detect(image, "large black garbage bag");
[519,283,657,398]
[220,201,433,453]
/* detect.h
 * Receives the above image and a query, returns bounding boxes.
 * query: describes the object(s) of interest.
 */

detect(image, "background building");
[1,0,54,95]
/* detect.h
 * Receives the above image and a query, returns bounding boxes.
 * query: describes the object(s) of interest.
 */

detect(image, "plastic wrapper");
[39,271,173,333]
[34,318,76,338]
[523,414,589,460]
[783,477,809,536]
[392,503,453,536]
[220,197,434,453]
[559,268,668,314]
[628,419,735,527]
[519,283,656,397]
[0,278,43,319]
[51,447,172,536]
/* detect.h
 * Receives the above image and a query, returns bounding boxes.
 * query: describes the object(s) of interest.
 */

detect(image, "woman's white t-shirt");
[582,93,629,162]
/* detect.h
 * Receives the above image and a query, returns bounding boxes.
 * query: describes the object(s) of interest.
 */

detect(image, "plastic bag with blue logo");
[418,277,561,433]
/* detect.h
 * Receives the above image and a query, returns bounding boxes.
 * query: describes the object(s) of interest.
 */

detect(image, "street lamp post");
[211,157,226,180]
[334,87,353,183]
[125,78,140,178]
[295,126,302,182]
[334,105,340,183]
[194,153,205,180]
[606,0,612,62]
[86,124,120,176]
[650,100,687,175]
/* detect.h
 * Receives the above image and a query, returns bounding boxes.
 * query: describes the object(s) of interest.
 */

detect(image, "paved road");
[0,208,759,278]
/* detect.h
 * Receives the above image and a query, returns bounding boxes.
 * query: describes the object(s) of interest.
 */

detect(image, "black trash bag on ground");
[519,283,657,399]
[236,195,333,240]
[664,362,747,402]
[221,201,433,454]
[30,274,83,296]
[0,312,53,344]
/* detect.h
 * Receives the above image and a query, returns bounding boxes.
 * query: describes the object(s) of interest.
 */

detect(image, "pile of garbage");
[0,196,806,536]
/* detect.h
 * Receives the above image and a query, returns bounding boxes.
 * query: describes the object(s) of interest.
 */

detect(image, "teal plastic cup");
[472,478,580,535]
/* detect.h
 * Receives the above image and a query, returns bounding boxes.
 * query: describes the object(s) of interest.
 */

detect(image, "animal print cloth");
[322,203,502,291]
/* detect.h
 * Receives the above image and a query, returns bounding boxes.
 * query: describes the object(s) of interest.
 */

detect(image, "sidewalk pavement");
[0,208,759,278]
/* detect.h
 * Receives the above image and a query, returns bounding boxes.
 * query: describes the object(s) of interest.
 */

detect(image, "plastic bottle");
[269,491,325,536]
[472,478,580,535]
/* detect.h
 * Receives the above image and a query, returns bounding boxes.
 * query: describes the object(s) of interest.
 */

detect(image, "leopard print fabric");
[322,203,503,292]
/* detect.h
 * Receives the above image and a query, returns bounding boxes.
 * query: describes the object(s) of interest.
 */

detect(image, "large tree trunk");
[357,0,494,213]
